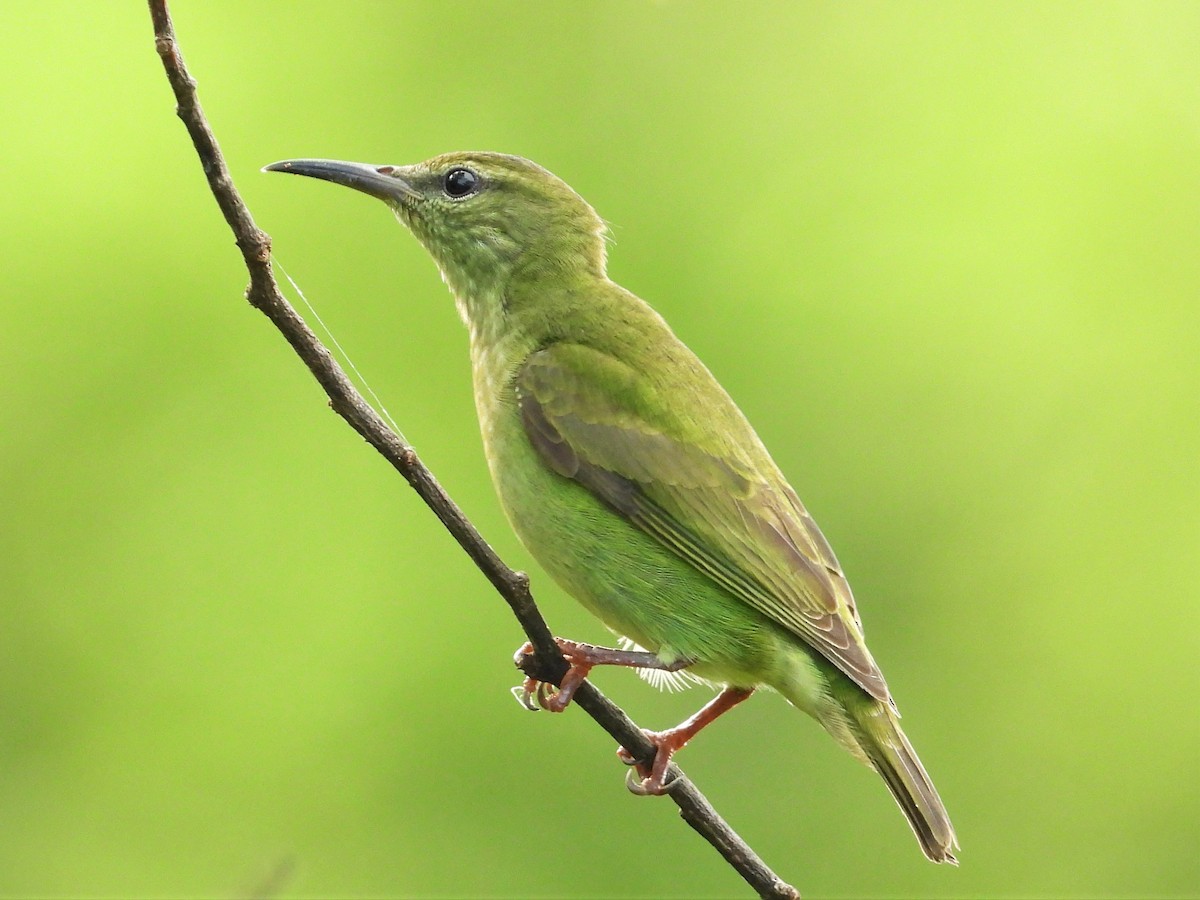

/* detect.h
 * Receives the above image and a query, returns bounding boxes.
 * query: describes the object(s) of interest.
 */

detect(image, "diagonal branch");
[148,3,799,897]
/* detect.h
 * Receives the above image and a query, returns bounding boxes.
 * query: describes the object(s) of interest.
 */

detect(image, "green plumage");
[266,151,958,864]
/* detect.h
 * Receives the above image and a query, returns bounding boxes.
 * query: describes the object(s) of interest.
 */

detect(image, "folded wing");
[517,343,891,702]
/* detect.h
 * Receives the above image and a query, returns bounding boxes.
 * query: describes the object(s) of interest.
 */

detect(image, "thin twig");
[148,3,799,897]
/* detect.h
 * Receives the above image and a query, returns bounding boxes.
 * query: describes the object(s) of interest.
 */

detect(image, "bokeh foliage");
[2,2,1197,897]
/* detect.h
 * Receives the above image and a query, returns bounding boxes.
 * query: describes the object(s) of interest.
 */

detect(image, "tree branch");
[148,3,799,897]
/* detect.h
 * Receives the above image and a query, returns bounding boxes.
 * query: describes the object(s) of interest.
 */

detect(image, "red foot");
[514,638,698,712]
[616,686,755,795]
[617,728,689,794]
[512,640,594,713]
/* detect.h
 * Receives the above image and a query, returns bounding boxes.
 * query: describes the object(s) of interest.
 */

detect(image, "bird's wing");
[516,343,890,702]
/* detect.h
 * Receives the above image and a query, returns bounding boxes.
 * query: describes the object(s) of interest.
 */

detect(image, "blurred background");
[2,2,1197,897]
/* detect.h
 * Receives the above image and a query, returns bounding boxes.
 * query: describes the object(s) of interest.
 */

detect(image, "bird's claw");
[616,730,678,795]
[512,640,536,668]
[511,643,544,710]
[510,672,578,712]
[624,767,651,795]
[511,672,571,712]
[511,639,591,713]
[623,762,678,795]
[510,677,542,711]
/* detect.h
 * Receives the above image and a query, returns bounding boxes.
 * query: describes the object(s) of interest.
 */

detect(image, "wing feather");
[516,344,891,702]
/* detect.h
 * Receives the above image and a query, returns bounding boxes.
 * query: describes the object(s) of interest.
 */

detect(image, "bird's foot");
[617,728,688,795]
[516,638,696,715]
[511,638,602,712]
[513,637,696,712]
[615,685,757,795]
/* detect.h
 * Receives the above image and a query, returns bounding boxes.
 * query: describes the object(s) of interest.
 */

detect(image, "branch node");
[238,229,272,264]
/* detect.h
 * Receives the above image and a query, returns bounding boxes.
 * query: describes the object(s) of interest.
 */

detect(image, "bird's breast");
[467,331,525,469]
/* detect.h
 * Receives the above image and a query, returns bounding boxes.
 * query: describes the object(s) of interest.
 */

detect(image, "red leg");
[618,686,755,795]
[513,638,693,713]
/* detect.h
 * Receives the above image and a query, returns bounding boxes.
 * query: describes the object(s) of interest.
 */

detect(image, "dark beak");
[262,158,419,202]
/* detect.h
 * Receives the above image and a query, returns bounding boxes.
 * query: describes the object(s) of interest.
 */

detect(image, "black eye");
[443,168,479,198]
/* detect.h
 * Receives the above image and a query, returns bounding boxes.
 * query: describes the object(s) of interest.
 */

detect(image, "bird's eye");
[443,168,479,198]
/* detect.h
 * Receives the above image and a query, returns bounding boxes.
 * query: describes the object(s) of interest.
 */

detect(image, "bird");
[265,152,958,863]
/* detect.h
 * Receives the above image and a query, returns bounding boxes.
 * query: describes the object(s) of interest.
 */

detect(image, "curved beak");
[262,158,419,203]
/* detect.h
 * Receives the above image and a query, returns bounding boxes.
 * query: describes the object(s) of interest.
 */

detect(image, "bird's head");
[265,152,608,314]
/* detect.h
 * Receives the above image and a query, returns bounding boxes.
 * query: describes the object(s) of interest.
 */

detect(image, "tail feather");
[860,710,959,864]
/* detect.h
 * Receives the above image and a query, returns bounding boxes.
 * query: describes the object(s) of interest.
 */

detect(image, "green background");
[3,2,1197,897]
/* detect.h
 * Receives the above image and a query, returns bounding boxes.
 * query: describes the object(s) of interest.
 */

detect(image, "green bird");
[265,153,958,864]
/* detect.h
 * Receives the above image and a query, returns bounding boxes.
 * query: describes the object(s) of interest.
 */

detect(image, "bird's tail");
[855,703,959,864]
